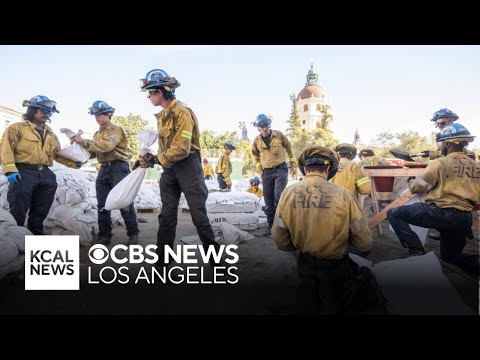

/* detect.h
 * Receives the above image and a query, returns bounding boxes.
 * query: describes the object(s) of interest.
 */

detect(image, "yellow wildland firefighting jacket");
[155,100,201,168]
[203,163,215,177]
[272,174,373,260]
[252,130,297,174]
[409,152,480,212]
[329,158,372,197]
[360,156,389,167]
[79,123,130,164]
[216,153,232,179]
[246,186,263,198]
[0,121,77,174]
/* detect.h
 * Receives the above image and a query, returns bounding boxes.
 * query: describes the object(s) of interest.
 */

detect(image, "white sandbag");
[56,142,91,163]
[216,222,254,245]
[206,192,259,213]
[372,252,474,315]
[0,240,19,267]
[0,208,17,225]
[65,188,84,205]
[60,128,83,139]
[4,225,32,252]
[208,213,259,231]
[104,168,146,210]
[104,130,158,211]
[205,179,220,192]
[0,254,25,280]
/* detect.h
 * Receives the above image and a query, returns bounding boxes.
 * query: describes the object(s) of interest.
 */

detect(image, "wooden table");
[363,167,426,236]
[363,167,480,235]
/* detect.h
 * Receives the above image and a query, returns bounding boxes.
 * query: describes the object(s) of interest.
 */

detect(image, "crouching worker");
[387,123,479,274]
[0,95,81,235]
[272,145,385,314]
[216,141,235,191]
[246,176,263,198]
[71,101,139,245]
[203,158,215,180]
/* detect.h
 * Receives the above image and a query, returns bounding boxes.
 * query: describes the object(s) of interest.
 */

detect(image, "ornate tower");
[297,61,334,131]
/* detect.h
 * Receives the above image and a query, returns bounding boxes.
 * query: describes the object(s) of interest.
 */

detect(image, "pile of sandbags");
[233,178,251,192]
[206,192,260,213]
[205,179,220,192]
[134,183,161,210]
[0,208,31,280]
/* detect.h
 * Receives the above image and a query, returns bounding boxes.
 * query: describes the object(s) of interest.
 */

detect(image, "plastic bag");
[104,131,158,210]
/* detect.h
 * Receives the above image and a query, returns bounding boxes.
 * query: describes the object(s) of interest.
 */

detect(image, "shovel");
[389,149,428,162]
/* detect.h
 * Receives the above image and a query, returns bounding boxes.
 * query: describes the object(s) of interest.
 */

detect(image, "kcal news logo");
[25,236,80,290]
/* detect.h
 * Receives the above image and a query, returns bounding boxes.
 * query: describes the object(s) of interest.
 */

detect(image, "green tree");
[239,140,255,175]
[112,113,151,157]
[200,130,237,150]
[371,130,434,159]
[200,129,220,149]
[288,128,338,159]
[287,93,300,134]
[396,131,431,155]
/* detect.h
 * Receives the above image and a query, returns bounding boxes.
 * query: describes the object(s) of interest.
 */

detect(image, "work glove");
[420,151,430,158]
[132,160,140,170]
[7,172,22,184]
[141,153,159,168]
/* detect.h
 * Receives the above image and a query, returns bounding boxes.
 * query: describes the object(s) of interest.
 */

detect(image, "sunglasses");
[435,121,447,128]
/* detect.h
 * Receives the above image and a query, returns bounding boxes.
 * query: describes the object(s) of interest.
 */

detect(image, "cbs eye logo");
[89,244,109,264]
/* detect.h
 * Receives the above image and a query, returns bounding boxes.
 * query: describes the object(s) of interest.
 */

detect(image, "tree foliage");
[199,130,237,149]
[287,93,300,133]
[112,113,151,157]
[371,130,434,158]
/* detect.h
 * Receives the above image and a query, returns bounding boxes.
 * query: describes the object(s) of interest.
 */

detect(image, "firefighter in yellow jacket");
[387,123,479,274]
[272,145,380,313]
[246,176,263,198]
[202,158,215,180]
[358,148,389,166]
[72,100,139,245]
[0,95,79,235]
[330,143,371,199]
[216,141,235,191]
[137,68,220,268]
[252,114,297,236]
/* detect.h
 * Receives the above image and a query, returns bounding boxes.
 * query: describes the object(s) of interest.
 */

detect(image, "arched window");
[316,104,322,112]
[304,104,308,112]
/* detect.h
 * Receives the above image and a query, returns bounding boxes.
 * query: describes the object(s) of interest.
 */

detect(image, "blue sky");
[1,45,478,148]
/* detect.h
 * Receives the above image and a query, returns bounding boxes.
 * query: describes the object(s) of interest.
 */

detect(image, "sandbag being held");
[104,130,158,210]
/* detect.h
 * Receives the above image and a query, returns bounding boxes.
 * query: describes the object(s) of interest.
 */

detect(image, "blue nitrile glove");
[7,172,22,184]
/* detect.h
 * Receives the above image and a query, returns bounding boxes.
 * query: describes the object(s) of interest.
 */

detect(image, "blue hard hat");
[252,114,272,128]
[225,140,236,150]
[250,176,261,185]
[139,69,180,93]
[88,100,115,116]
[436,123,475,142]
[431,108,459,122]
[23,95,59,113]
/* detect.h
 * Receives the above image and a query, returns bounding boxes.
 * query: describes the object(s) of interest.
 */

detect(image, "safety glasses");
[435,121,447,128]
[40,108,53,116]
[146,89,160,98]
